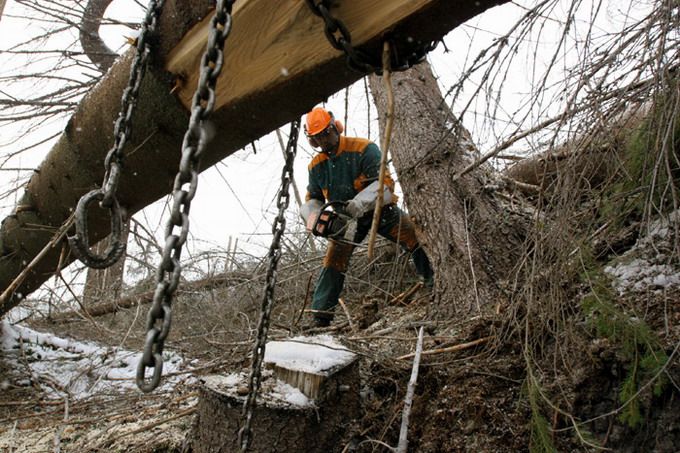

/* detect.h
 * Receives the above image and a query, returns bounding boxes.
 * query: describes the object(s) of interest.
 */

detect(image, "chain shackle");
[67,189,126,269]
[69,0,165,269]
[238,119,300,451]
[305,0,436,74]
[136,0,236,394]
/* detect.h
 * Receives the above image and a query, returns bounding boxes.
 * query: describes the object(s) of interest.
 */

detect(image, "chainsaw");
[311,201,357,244]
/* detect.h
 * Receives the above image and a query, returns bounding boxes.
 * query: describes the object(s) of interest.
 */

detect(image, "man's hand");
[345,199,363,218]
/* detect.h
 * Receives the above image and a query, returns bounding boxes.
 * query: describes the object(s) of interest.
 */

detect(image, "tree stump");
[189,335,360,453]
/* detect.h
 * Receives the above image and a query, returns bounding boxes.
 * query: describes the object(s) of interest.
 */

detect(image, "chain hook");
[68,189,126,269]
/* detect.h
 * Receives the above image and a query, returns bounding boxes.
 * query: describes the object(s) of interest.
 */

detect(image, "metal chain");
[68,0,165,269]
[238,119,300,451]
[136,0,236,393]
[305,0,436,74]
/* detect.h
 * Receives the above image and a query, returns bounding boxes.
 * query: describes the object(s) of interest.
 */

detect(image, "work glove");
[344,199,364,218]
[345,181,393,218]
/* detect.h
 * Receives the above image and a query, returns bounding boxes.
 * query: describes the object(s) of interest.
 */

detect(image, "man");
[301,106,434,327]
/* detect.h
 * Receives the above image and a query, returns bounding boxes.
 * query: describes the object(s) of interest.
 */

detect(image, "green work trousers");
[311,204,433,322]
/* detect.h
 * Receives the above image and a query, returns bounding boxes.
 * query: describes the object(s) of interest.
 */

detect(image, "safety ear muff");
[334,119,344,134]
[326,111,343,134]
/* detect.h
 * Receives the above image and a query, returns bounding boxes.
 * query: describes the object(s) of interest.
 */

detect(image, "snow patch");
[605,211,680,294]
[0,319,187,399]
[264,334,355,375]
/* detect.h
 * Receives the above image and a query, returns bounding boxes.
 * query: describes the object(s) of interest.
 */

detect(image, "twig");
[367,41,394,260]
[397,327,425,453]
[388,281,423,306]
[294,274,314,327]
[53,395,69,453]
[338,297,355,331]
[463,201,481,313]
[350,439,396,452]
[9,420,17,453]
[396,336,492,360]
[369,320,439,336]
[0,214,74,308]
[97,406,197,447]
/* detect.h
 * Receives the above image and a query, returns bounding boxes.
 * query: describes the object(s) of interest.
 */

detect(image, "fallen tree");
[0,0,508,317]
[50,270,251,322]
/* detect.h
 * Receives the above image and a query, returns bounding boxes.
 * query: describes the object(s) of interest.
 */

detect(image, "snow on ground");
[263,334,356,374]
[605,211,680,294]
[0,317,187,400]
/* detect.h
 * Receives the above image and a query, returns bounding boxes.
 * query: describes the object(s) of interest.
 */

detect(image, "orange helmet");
[304,107,344,137]
[305,107,332,136]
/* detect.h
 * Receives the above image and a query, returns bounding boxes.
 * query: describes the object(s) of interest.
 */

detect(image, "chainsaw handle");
[320,200,347,211]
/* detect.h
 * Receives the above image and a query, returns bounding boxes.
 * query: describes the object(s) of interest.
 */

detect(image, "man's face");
[310,126,340,154]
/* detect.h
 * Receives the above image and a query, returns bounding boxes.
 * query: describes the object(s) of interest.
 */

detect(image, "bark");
[370,62,528,317]
[79,0,117,72]
[0,0,509,317]
[0,0,7,23]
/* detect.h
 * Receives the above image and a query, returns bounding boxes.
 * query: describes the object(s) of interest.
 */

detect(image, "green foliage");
[580,267,669,429]
[618,356,643,428]
[527,379,557,453]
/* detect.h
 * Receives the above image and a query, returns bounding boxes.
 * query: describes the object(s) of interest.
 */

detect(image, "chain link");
[136,0,236,393]
[68,0,165,269]
[305,0,436,74]
[238,119,300,451]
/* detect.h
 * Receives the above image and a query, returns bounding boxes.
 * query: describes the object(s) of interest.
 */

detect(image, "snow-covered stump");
[189,335,360,453]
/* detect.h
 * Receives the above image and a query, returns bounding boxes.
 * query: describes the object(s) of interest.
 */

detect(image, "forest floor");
[0,213,679,452]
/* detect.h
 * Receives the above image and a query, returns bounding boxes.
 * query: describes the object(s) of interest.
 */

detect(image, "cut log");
[0,0,509,317]
[189,336,359,452]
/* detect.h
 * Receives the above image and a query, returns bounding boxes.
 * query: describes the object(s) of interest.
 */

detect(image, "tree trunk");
[0,0,7,23]
[369,62,528,318]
